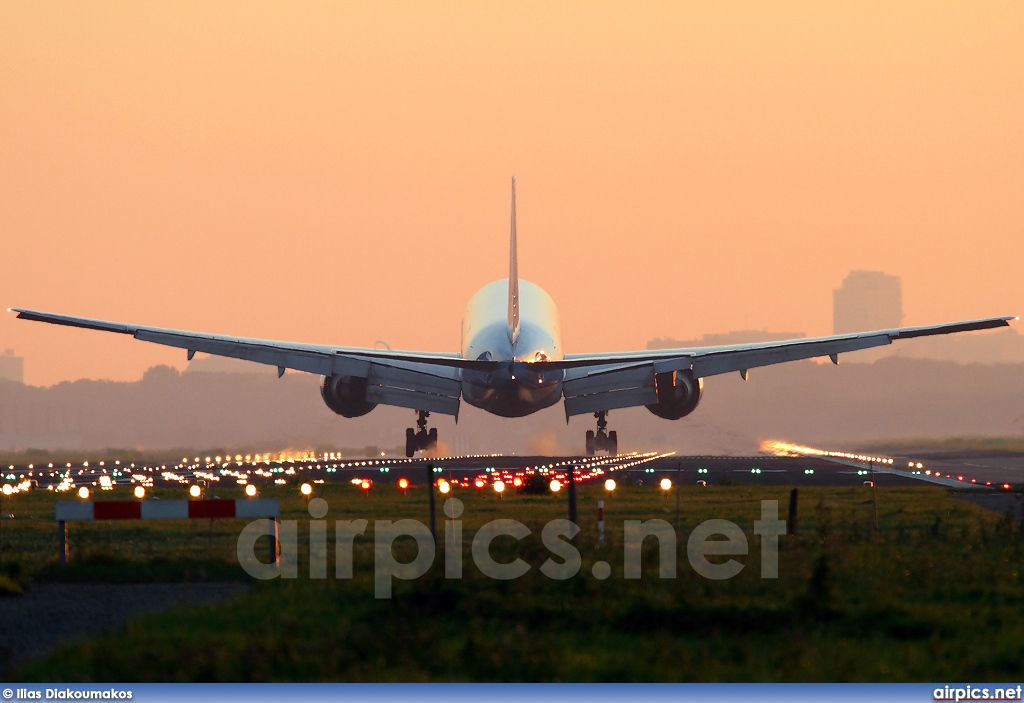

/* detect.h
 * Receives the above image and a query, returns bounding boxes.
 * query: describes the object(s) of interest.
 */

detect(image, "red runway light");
[360,480,371,491]
[1003,483,1012,491]
[398,478,409,491]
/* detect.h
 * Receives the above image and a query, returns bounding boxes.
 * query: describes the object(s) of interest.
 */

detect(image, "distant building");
[0,349,24,383]
[648,330,806,351]
[833,270,902,334]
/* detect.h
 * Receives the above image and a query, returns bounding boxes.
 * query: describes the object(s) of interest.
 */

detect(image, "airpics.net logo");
[235,498,787,598]
[934,685,1023,701]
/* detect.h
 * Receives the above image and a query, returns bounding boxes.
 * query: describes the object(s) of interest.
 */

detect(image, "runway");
[5,447,1021,494]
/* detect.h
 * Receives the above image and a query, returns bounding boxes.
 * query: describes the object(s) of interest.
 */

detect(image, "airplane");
[11,177,1016,457]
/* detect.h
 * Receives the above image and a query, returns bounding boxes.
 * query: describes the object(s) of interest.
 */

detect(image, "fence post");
[675,462,682,532]
[597,500,605,549]
[268,518,279,566]
[58,520,69,567]
[788,488,798,536]
[870,460,879,535]
[568,467,578,526]
[426,463,437,541]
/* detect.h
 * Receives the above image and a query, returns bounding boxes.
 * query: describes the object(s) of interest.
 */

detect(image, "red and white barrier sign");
[55,499,280,521]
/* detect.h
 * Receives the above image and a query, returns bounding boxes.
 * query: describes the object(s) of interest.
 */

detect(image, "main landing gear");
[406,410,438,457]
[585,410,617,456]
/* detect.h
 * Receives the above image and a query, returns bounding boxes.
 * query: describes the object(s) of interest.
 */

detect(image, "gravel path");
[0,582,249,677]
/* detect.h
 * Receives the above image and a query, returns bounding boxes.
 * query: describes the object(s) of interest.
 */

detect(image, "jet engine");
[645,370,703,420]
[320,374,377,418]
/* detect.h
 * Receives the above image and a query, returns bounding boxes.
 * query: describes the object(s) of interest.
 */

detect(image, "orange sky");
[2,2,1022,386]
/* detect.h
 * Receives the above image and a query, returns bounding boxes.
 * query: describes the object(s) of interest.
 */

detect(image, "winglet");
[507,176,520,345]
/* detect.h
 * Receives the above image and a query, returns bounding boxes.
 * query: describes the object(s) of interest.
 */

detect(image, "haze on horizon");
[2,2,1021,387]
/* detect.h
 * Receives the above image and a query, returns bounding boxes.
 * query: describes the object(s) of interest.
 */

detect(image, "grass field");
[3,480,1024,682]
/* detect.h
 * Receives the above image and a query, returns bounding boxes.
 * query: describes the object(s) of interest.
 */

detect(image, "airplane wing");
[10,307,1016,419]
[557,316,1016,417]
[10,308,473,417]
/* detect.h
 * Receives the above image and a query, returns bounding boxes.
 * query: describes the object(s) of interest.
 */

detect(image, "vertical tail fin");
[507,175,520,345]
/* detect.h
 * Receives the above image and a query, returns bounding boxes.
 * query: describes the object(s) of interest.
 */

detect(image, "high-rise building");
[833,271,902,334]
[0,349,24,383]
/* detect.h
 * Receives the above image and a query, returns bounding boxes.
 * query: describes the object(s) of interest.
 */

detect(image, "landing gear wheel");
[405,410,439,457]
[585,411,617,456]
[405,428,416,458]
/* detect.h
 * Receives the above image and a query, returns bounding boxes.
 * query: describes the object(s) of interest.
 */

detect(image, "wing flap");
[562,364,658,417]
[368,364,463,398]
[562,365,655,398]
[365,386,461,416]
[364,358,462,382]
[564,387,659,417]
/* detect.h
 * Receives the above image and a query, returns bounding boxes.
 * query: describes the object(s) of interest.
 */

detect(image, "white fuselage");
[460,279,565,417]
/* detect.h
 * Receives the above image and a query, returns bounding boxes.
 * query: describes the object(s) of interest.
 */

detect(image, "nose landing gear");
[585,410,617,456]
[406,410,439,457]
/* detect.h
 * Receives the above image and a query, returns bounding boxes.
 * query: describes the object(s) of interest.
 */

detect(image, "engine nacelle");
[320,374,377,418]
[645,370,703,420]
